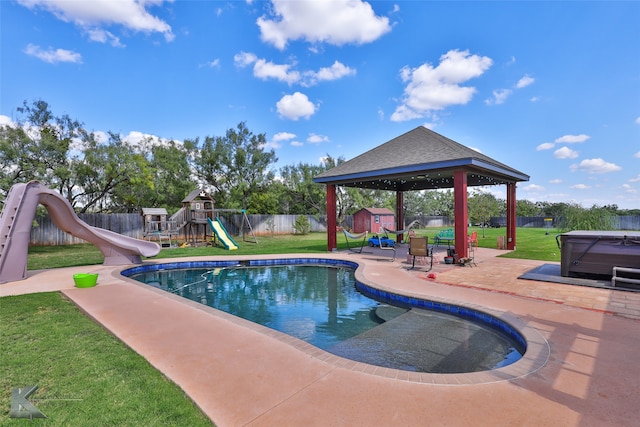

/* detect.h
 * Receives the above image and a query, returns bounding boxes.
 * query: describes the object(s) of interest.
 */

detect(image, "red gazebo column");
[326,184,337,251]
[395,190,404,243]
[506,182,517,250]
[453,170,469,258]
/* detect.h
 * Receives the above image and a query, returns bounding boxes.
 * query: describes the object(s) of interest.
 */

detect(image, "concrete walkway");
[2,248,639,426]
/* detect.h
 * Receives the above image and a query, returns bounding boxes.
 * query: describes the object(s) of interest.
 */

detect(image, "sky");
[1,0,639,209]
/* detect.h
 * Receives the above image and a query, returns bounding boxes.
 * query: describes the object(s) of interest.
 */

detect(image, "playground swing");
[212,209,258,245]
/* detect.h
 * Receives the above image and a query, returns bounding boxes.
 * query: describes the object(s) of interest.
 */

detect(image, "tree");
[0,100,82,202]
[516,199,541,217]
[557,203,617,231]
[73,131,154,213]
[193,122,278,212]
[468,190,502,236]
[278,162,328,215]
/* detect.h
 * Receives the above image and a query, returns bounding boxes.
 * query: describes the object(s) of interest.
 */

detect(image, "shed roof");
[357,207,394,216]
[314,126,529,191]
[141,208,168,216]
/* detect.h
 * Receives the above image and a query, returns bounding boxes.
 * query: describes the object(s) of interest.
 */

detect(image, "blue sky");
[1,0,639,209]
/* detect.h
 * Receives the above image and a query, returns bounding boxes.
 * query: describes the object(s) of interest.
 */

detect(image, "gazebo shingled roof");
[313,126,530,255]
[314,126,529,190]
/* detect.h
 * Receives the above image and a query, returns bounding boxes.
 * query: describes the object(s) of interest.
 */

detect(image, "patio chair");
[342,229,368,254]
[408,236,433,271]
[468,231,478,249]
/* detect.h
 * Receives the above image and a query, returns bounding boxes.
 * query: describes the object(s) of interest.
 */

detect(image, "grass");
[12,226,560,425]
[27,227,562,271]
[0,292,212,426]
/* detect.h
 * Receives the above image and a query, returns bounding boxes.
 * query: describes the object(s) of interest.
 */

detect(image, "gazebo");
[313,126,530,258]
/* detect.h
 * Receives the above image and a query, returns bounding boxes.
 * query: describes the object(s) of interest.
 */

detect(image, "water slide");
[0,181,160,283]
[207,218,238,250]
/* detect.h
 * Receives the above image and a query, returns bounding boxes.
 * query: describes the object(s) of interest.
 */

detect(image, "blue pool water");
[123,259,525,373]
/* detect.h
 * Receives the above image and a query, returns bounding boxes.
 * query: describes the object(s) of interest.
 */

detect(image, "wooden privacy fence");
[29,213,330,245]
[27,213,640,245]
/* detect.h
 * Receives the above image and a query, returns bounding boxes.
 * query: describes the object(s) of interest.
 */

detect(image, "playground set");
[0,182,256,283]
[141,188,257,249]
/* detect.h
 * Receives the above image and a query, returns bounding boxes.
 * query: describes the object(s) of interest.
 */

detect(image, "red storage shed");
[353,208,395,234]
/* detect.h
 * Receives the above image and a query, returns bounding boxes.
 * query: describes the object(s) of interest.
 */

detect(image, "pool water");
[126,263,524,373]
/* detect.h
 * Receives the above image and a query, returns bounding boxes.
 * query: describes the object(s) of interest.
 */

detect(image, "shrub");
[293,215,311,235]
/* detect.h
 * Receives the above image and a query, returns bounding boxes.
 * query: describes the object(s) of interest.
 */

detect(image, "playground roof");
[182,189,214,203]
[313,126,529,191]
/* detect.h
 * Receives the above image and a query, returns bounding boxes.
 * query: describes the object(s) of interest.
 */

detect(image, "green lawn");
[0,293,212,426]
[9,226,560,425]
[27,227,562,271]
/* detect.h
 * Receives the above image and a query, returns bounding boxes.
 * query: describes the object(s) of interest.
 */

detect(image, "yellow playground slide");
[207,218,238,250]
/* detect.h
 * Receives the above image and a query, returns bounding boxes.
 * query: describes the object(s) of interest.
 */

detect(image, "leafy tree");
[0,100,82,202]
[468,190,502,235]
[516,199,541,217]
[73,131,154,213]
[146,139,198,213]
[279,162,328,214]
[193,122,277,212]
[557,203,617,231]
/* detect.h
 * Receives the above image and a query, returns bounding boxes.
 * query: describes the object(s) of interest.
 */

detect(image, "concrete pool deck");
[2,247,639,426]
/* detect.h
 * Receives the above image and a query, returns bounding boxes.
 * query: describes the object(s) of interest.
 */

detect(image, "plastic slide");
[207,218,238,250]
[0,181,160,283]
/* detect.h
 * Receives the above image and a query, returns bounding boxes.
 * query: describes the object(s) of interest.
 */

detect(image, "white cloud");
[18,0,174,42]
[265,131,296,149]
[257,0,391,50]
[516,74,535,88]
[391,49,493,121]
[635,116,640,124]
[204,58,220,69]
[253,59,301,85]
[629,175,640,183]
[536,142,555,150]
[273,131,296,142]
[307,133,329,144]
[524,184,544,191]
[234,53,355,86]
[530,96,541,102]
[549,178,563,184]
[304,61,356,86]
[234,51,258,67]
[571,184,591,190]
[24,44,82,63]
[555,134,590,144]
[570,158,622,174]
[634,151,640,158]
[622,184,637,194]
[0,115,14,127]
[86,28,123,47]
[276,92,317,120]
[553,146,579,159]
[290,140,303,147]
[485,88,512,105]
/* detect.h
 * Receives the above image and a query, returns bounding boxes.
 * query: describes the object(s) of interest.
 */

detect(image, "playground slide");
[0,181,160,283]
[207,218,238,250]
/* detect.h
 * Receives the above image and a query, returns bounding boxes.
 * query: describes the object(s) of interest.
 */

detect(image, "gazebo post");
[506,182,517,250]
[453,170,469,259]
[327,184,337,251]
[395,191,404,243]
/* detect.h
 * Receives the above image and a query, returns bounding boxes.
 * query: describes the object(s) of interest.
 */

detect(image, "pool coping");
[116,255,550,386]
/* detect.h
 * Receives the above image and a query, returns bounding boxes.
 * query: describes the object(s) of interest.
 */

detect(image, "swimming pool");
[122,258,526,373]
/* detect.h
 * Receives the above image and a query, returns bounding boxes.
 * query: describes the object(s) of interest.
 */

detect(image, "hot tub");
[557,231,640,278]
